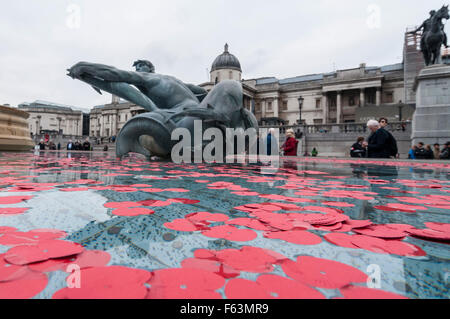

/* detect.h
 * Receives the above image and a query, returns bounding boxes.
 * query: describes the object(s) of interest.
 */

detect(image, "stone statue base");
[412,64,450,145]
[0,105,34,151]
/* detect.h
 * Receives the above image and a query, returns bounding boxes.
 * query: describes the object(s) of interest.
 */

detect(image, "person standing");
[266,128,278,156]
[433,143,441,159]
[440,142,450,159]
[67,140,73,151]
[424,145,434,159]
[38,139,46,150]
[378,118,398,158]
[281,129,299,156]
[414,142,428,159]
[311,148,318,157]
[83,138,91,151]
[350,137,367,158]
[364,120,390,159]
[408,145,417,159]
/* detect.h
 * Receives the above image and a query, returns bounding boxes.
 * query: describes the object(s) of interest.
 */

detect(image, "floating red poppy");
[103,201,142,209]
[0,271,48,299]
[0,195,33,204]
[225,274,325,299]
[137,199,172,207]
[167,198,200,205]
[186,212,229,223]
[164,219,202,232]
[226,218,272,231]
[281,256,368,289]
[264,230,322,245]
[339,285,408,299]
[352,225,407,239]
[28,250,111,272]
[53,266,150,299]
[202,225,257,242]
[4,240,84,265]
[0,229,67,246]
[322,201,355,207]
[215,246,283,273]
[324,233,360,249]
[111,207,155,216]
[181,257,240,279]
[0,207,29,215]
[147,268,225,299]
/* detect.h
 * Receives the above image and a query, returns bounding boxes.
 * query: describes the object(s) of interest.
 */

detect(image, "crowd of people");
[36,138,92,151]
[408,141,450,160]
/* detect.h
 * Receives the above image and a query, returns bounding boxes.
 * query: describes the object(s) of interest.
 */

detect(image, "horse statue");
[411,5,450,66]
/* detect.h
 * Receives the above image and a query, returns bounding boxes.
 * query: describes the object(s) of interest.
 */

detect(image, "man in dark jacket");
[378,118,398,158]
[414,142,428,159]
[440,142,450,159]
[364,120,390,158]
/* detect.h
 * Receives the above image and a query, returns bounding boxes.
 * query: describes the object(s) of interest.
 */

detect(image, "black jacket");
[350,143,366,158]
[367,128,390,158]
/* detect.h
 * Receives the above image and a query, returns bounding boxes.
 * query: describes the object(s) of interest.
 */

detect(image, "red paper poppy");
[164,188,190,193]
[59,187,90,192]
[425,222,450,233]
[0,229,67,246]
[0,254,30,282]
[164,219,202,232]
[0,195,33,204]
[104,201,143,209]
[29,250,111,272]
[215,246,283,273]
[53,266,151,299]
[352,225,407,239]
[202,225,257,242]
[407,228,450,241]
[111,207,155,216]
[226,218,272,231]
[324,233,360,249]
[281,256,368,289]
[167,198,200,205]
[137,199,172,207]
[264,230,322,245]
[146,268,225,299]
[322,201,355,207]
[0,226,17,234]
[186,212,229,223]
[181,257,240,279]
[339,285,408,299]
[225,274,325,299]
[0,207,29,215]
[0,271,48,299]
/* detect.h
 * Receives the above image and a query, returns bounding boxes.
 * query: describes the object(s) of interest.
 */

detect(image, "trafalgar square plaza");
[0,1,449,307]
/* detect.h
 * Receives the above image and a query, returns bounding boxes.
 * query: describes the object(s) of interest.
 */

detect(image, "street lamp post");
[297,96,304,125]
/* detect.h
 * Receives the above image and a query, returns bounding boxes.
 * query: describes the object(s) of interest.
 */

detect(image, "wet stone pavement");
[0,151,449,299]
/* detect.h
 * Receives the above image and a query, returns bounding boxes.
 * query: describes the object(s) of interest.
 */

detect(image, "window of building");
[385,92,394,103]
[313,119,323,124]
[282,101,288,111]
[349,96,355,106]
[316,98,321,108]
[256,103,261,112]
[267,102,272,111]
[229,71,233,79]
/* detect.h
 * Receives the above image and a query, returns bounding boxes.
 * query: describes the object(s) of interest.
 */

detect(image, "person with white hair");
[281,129,299,156]
[363,120,390,158]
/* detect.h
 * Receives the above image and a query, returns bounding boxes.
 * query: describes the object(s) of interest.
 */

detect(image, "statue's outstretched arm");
[76,74,158,112]
[68,62,151,85]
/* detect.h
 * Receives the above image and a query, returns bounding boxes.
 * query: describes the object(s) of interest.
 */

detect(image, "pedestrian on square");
[408,145,417,159]
[83,138,91,151]
[350,137,367,158]
[425,145,434,159]
[266,128,278,156]
[38,139,46,150]
[67,140,73,151]
[57,142,61,151]
[414,142,428,159]
[364,120,390,159]
[311,148,318,157]
[378,118,398,158]
[440,142,450,159]
[281,129,298,156]
[433,143,441,159]
[48,141,56,150]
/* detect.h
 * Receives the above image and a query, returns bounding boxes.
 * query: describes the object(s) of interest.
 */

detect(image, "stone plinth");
[0,105,34,151]
[412,64,450,145]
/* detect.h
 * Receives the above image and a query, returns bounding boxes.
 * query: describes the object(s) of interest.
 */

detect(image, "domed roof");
[211,44,242,72]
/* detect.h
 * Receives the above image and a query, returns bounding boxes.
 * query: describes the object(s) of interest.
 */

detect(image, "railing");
[260,121,412,135]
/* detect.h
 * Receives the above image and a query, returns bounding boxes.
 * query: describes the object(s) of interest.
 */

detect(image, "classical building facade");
[18,100,87,136]
[89,35,426,137]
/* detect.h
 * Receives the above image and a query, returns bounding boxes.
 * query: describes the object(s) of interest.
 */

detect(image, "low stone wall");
[0,105,34,151]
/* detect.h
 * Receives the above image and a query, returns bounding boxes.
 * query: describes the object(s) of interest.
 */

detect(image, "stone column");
[261,99,266,118]
[322,93,328,124]
[336,91,342,124]
[273,98,279,118]
[111,113,117,136]
[101,113,106,137]
[360,89,365,107]
[376,88,381,106]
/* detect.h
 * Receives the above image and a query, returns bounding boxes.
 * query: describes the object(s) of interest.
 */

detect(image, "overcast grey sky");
[0,0,446,109]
